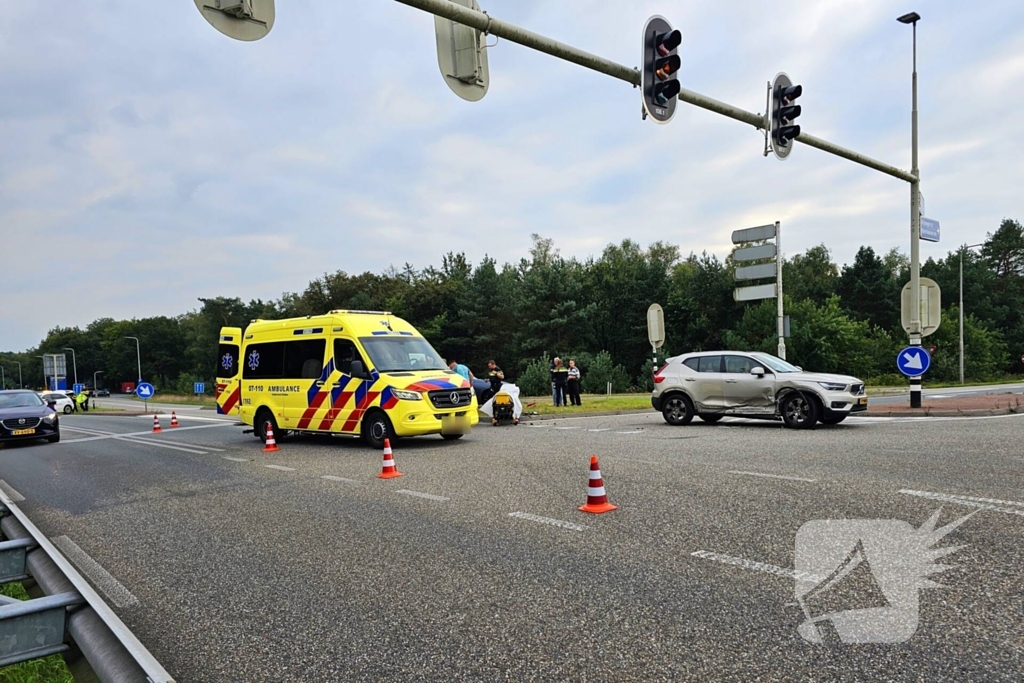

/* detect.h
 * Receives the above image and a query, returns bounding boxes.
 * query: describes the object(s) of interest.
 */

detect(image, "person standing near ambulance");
[550,357,568,407]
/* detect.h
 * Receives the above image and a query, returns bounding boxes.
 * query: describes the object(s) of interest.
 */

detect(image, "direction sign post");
[897,346,931,377]
[194,382,206,396]
[647,304,665,374]
[732,221,785,359]
[920,218,940,242]
[136,382,155,412]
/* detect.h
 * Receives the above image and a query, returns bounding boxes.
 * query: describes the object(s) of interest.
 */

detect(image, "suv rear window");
[697,356,723,373]
[683,358,700,372]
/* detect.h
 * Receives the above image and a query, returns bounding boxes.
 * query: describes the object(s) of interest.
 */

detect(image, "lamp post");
[959,243,985,384]
[36,355,46,390]
[898,10,923,408]
[12,361,21,389]
[1,366,5,390]
[123,337,142,384]
[93,371,104,410]
[63,347,78,387]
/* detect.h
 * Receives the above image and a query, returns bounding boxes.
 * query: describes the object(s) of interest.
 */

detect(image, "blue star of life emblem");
[221,353,234,370]
[247,350,260,371]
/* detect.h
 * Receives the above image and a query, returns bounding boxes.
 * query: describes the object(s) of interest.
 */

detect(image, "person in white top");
[566,359,582,406]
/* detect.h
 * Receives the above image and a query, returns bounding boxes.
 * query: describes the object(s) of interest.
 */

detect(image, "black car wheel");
[441,434,463,441]
[47,432,60,443]
[255,409,287,442]
[699,414,724,424]
[661,394,694,426]
[781,392,819,429]
[361,410,394,450]
[821,415,847,425]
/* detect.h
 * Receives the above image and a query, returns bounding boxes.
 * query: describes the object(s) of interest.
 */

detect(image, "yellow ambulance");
[217,311,477,448]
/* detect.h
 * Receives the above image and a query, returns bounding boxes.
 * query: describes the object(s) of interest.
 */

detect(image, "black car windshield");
[359,337,447,373]
[751,353,801,373]
[0,392,44,409]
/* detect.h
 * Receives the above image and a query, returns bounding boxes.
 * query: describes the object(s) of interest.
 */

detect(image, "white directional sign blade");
[902,351,923,371]
[733,283,777,302]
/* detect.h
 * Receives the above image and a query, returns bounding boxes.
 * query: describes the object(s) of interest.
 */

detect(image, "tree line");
[3,219,1022,396]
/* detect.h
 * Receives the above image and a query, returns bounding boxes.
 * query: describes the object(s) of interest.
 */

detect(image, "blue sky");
[2,1,1023,351]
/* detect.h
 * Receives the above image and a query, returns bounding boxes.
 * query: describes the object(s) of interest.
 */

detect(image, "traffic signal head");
[771,73,803,161]
[641,16,682,124]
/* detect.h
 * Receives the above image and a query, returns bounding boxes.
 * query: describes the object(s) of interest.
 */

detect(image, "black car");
[94,388,110,397]
[0,391,60,444]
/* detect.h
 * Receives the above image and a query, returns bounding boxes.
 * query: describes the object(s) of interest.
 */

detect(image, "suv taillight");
[653,363,669,383]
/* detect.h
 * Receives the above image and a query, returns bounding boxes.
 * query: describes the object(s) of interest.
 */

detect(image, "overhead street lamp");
[959,243,985,385]
[63,347,78,387]
[123,337,142,384]
[898,10,924,408]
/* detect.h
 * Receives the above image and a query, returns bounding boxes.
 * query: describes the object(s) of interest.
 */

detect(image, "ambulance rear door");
[216,327,242,415]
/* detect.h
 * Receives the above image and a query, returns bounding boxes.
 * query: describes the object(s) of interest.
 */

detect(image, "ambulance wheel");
[441,434,463,441]
[362,410,394,450]
[255,409,287,442]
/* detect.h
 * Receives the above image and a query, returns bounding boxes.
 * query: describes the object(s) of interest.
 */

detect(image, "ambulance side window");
[334,339,366,376]
[284,339,327,379]
[243,342,285,379]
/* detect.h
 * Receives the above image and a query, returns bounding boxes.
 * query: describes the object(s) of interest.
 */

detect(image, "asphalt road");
[868,381,1024,406]
[1,411,1022,681]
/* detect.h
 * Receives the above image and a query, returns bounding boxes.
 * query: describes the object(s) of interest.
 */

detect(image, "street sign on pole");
[193,0,274,41]
[734,263,777,281]
[647,304,665,349]
[733,283,777,302]
[194,382,206,395]
[136,383,155,400]
[901,277,941,337]
[434,0,489,101]
[897,346,931,377]
[921,217,940,242]
[731,224,777,244]
[733,244,777,262]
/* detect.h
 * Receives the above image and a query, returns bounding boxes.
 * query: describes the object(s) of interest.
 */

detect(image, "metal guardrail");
[0,490,175,682]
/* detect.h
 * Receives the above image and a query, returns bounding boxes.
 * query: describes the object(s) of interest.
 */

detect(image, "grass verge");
[521,394,651,416]
[0,583,73,683]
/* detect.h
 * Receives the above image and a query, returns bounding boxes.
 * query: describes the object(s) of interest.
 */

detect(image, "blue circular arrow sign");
[896,347,931,377]
[135,382,156,399]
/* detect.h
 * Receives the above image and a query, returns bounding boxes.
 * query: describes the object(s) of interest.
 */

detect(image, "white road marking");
[52,536,139,608]
[265,464,296,472]
[0,480,25,502]
[396,489,449,502]
[113,438,209,455]
[57,422,233,444]
[900,489,1024,516]
[527,424,550,428]
[60,426,118,435]
[728,470,818,483]
[508,511,585,531]
[222,457,249,462]
[615,430,643,435]
[132,414,232,423]
[554,426,581,431]
[322,475,361,485]
[691,550,823,583]
[586,428,611,432]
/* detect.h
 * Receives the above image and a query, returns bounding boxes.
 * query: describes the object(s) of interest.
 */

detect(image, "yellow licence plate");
[12,428,36,436]
[859,397,868,405]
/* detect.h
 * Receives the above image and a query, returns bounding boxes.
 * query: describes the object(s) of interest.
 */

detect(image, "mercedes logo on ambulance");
[450,392,461,405]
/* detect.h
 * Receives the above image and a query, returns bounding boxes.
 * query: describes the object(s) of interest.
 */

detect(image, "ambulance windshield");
[360,336,447,373]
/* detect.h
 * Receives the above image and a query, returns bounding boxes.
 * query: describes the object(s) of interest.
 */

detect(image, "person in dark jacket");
[550,357,568,407]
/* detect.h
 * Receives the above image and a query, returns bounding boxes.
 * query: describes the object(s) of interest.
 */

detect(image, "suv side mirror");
[350,360,365,378]
[750,367,766,377]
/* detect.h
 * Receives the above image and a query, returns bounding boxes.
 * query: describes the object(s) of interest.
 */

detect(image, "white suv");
[651,351,867,429]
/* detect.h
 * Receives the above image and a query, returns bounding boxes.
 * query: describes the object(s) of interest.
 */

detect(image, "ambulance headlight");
[392,389,423,401]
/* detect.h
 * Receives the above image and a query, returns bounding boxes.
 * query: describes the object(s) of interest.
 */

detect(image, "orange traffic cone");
[579,455,617,514]
[170,411,179,428]
[377,438,402,479]
[152,414,162,433]
[263,424,280,453]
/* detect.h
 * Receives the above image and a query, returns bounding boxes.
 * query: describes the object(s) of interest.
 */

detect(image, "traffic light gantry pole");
[395,0,916,185]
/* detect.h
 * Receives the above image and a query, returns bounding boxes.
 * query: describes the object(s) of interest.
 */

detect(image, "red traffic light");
[656,29,682,56]
[779,84,802,103]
